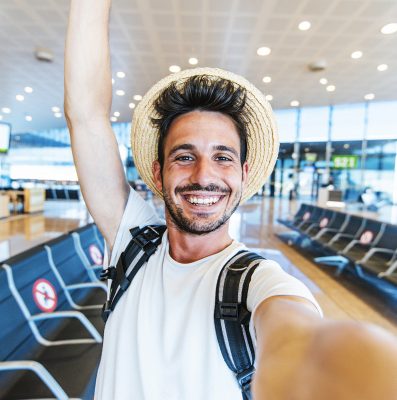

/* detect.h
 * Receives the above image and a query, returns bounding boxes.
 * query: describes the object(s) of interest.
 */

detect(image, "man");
[65,1,397,399]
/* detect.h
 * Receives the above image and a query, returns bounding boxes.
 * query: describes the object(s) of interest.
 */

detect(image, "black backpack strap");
[101,224,166,322]
[214,250,265,400]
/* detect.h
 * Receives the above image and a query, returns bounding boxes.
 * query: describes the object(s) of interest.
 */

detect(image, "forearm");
[253,299,397,399]
[64,0,112,126]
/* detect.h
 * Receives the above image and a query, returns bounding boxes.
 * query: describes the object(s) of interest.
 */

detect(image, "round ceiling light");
[298,21,311,31]
[351,51,363,59]
[169,65,181,73]
[381,23,397,34]
[257,46,271,56]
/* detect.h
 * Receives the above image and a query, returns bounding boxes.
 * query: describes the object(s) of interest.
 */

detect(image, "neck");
[166,216,233,264]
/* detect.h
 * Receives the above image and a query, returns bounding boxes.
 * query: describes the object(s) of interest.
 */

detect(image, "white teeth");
[186,196,221,205]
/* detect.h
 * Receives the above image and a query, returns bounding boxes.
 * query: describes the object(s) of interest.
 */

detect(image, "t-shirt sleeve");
[104,187,164,267]
[247,259,323,317]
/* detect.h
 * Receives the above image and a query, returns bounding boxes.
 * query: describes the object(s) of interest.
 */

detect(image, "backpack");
[101,225,265,400]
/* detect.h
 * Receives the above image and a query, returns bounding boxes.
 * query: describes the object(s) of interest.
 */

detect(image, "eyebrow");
[168,143,239,158]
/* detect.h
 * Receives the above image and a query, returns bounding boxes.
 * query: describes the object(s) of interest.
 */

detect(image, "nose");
[190,157,216,187]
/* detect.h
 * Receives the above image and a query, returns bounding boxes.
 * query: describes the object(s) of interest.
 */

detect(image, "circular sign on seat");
[89,244,103,265]
[319,217,329,228]
[360,230,374,245]
[303,212,311,221]
[32,279,57,313]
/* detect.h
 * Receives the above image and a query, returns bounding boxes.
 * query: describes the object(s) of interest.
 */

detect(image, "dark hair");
[151,75,248,169]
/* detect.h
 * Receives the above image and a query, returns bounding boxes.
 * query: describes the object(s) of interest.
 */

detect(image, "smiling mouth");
[182,194,225,206]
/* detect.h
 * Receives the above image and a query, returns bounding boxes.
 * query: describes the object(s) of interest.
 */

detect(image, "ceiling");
[0,0,397,133]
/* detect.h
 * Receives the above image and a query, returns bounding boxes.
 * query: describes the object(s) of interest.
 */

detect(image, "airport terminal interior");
[1,0,397,398]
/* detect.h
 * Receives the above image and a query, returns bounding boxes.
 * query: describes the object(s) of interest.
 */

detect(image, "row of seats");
[278,204,397,286]
[0,223,106,399]
[45,188,80,201]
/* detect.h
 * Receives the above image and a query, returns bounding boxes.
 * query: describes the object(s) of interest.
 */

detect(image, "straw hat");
[131,67,279,203]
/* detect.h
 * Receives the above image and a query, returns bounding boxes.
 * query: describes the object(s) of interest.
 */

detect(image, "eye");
[176,155,194,162]
[215,155,233,162]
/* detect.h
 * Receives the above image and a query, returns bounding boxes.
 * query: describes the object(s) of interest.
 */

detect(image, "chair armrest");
[329,232,354,244]
[358,247,395,264]
[31,310,102,344]
[66,281,107,292]
[0,361,68,400]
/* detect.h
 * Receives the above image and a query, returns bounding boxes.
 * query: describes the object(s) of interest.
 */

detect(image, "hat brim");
[131,67,279,203]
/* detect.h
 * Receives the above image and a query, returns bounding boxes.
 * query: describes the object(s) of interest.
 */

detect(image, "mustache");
[175,183,230,194]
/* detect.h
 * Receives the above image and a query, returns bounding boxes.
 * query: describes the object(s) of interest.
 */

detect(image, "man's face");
[153,110,248,235]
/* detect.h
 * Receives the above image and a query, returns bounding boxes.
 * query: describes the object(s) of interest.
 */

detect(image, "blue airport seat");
[44,233,107,309]
[71,224,105,280]
[0,267,102,399]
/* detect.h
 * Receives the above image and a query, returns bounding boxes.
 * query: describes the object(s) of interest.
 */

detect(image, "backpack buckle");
[215,302,251,324]
[100,266,116,281]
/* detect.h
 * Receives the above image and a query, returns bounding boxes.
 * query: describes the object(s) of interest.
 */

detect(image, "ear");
[152,160,163,192]
[242,161,249,189]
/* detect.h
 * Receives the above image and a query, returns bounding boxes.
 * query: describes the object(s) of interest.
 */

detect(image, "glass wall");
[274,100,397,203]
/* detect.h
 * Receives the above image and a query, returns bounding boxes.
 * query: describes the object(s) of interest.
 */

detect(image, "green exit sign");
[332,155,359,169]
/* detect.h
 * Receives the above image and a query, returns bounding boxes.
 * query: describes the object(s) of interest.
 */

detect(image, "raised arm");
[252,297,397,399]
[64,0,129,249]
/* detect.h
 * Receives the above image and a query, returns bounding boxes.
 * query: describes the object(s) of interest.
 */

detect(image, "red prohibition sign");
[89,244,103,265]
[303,212,311,221]
[360,230,374,245]
[32,279,58,313]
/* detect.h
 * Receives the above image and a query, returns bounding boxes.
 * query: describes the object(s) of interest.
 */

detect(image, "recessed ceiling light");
[111,78,115,85]
[262,76,271,83]
[351,51,363,59]
[319,78,328,85]
[290,100,299,107]
[116,90,125,96]
[133,95,142,101]
[326,85,336,92]
[364,93,375,100]
[116,71,126,78]
[265,94,273,101]
[381,23,397,34]
[24,86,33,93]
[110,116,117,122]
[298,21,311,31]
[377,64,388,71]
[257,46,271,56]
[25,115,32,122]
[16,94,24,102]
[188,57,198,65]
[169,65,181,73]
[1,107,11,114]
[129,102,136,109]
[113,111,120,117]
[51,106,60,113]
[54,112,62,118]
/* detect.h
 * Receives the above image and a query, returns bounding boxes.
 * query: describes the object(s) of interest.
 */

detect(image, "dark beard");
[163,187,241,236]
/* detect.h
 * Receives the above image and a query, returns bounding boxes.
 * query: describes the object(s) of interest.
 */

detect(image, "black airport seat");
[312,211,350,245]
[356,223,397,277]
[277,203,311,229]
[325,215,366,253]
[68,188,80,200]
[45,188,54,200]
[297,206,324,232]
[55,189,67,200]
[304,209,336,237]
[0,267,102,399]
[338,219,385,263]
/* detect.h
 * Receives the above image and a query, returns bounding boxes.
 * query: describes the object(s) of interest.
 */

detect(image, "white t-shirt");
[95,189,321,400]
